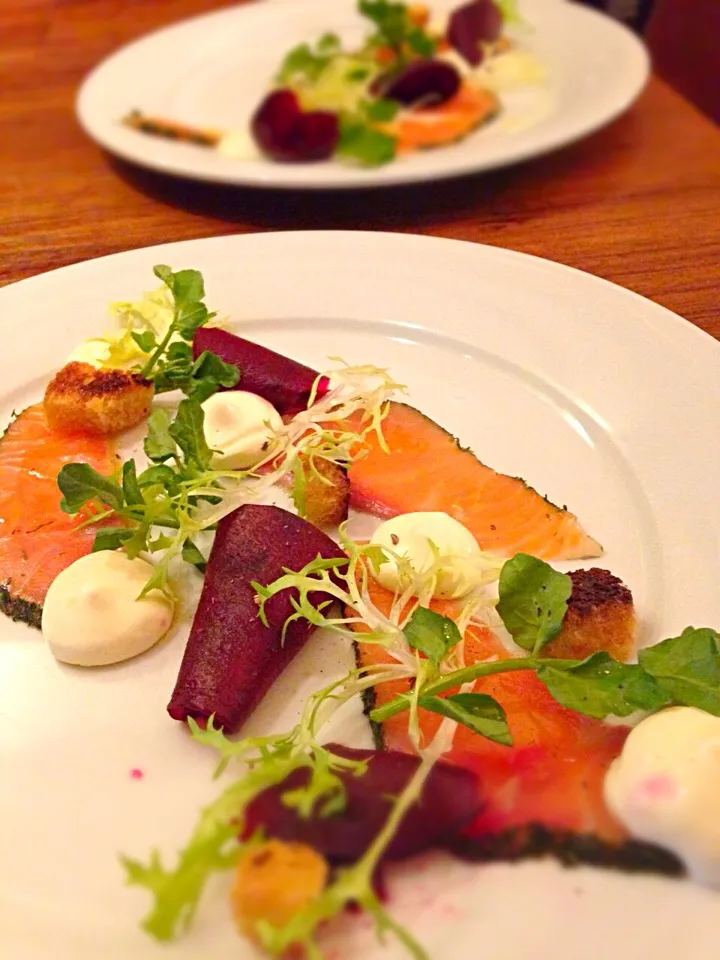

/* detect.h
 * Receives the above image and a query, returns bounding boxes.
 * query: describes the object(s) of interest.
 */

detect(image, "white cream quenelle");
[604,706,720,887]
[201,391,283,470]
[41,552,174,666]
[370,511,487,599]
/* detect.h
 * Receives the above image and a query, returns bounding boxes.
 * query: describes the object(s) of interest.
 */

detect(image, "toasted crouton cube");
[44,362,153,436]
[302,457,350,528]
[231,840,328,942]
[544,568,636,663]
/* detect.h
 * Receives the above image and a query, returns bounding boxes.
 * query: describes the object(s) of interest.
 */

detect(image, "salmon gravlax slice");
[0,404,115,627]
[355,579,681,874]
[356,585,626,840]
[380,81,499,153]
[348,402,603,561]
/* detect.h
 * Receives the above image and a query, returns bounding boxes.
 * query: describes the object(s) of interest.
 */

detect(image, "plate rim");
[2,229,720,959]
[2,230,716,357]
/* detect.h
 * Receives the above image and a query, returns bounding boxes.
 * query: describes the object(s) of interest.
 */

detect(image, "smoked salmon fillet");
[355,579,681,874]
[0,404,114,627]
[380,81,499,152]
[348,402,603,561]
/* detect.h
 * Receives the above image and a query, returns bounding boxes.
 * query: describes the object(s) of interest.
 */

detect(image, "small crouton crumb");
[231,840,329,942]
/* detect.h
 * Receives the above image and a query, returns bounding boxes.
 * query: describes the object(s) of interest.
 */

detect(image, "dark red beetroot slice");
[193,327,329,416]
[375,60,461,107]
[167,504,346,732]
[448,0,502,66]
[242,744,482,863]
[251,89,339,163]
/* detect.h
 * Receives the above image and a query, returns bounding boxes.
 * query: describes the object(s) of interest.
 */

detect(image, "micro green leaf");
[190,349,240,390]
[182,538,207,573]
[58,462,125,514]
[141,265,215,382]
[92,526,135,553]
[403,606,462,666]
[144,409,177,462]
[156,266,205,306]
[317,32,341,53]
[359,0,436,58]
[276,42,332,84]
[337,113,397,166]
[418,693,512,745]
[537,652,671,720]
[362,98,400,122]
[131,330,157,353]
[639,627,720,715]
[496,553,572,655]
[175,302,211,340]
[122,459,145,507]
[137,464,178,488]
[169,399,213,472]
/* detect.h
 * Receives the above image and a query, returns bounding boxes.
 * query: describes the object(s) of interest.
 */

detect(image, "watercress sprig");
[133,265,239,400]
[57,363,406,594]
[57,399,239,594]
[371,554,720,726]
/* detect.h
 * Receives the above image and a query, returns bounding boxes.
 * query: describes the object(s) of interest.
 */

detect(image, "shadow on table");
[106,132,602,232]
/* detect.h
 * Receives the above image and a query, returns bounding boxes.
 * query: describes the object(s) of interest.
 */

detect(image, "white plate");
[1,231,719,959]
[76,0,649,189]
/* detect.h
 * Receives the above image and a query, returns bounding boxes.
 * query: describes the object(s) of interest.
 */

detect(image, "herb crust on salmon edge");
[0,584,42,629]
[449,825,684,877]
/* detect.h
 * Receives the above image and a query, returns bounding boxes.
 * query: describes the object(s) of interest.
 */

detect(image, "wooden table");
[2,0,719,339]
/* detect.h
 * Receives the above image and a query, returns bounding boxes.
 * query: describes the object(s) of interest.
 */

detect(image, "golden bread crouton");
[302,456,350,529]
[544,567,636,663]
[231,840,328,942]
[44,362,153,436]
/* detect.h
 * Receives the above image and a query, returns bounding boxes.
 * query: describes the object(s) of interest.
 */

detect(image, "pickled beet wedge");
[167,505,347,733]
[448,0,502,66]
[243,744,482,863]
[375,60,461,107]
[251,89,339,163]
[193,327,330,416]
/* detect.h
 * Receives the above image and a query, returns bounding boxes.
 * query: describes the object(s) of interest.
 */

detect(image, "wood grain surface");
[1,0,719,339]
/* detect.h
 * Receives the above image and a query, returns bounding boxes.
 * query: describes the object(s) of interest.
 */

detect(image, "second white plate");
[76,0,650,189]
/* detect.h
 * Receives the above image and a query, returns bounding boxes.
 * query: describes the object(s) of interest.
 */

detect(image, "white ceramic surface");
[1,231,719,959]
[76,0,650,189]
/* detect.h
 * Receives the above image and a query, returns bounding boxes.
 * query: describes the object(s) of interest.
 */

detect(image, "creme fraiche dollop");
[41,551,174,666]
[201,391,283,470]
[604,706,720,887]
[370,511,483,599]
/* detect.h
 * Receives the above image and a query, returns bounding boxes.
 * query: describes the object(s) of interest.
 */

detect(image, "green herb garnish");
[359,0,437,60]
[134,265,239,401]
[123,535,720,957]
[496,552,571,655]
[337,112,397,165]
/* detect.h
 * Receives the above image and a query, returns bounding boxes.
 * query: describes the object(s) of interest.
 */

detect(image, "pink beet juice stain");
[636,772,677,802]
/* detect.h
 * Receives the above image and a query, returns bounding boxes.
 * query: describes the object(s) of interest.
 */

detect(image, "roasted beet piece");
[448,0,502,66]
[251,89,339,163]
[375,60,461,107]
[167,505,347,732]
[193,327,329,416]
[243,744,482,863]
